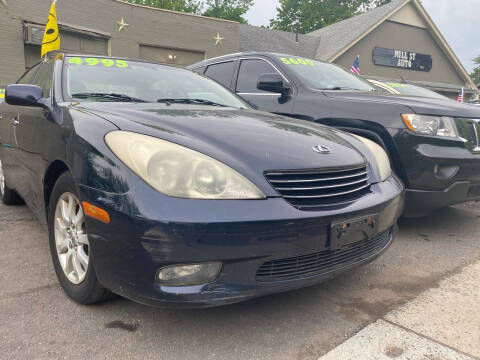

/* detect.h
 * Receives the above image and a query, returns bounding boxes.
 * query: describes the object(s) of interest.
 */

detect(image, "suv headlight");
[105,131,265,199]
[401,114,459,139]
[352,135,391,182]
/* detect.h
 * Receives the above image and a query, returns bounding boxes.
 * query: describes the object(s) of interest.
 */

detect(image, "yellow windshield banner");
[41,2,60,58]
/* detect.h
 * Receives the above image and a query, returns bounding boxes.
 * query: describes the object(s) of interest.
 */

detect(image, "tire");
[48,172,111,305]
[0,159,23,205]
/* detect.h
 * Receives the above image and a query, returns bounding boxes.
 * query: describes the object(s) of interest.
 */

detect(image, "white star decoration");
[116,17,129,32]
[212,33,224,46]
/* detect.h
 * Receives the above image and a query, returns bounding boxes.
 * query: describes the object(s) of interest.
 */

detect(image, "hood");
[75,103,368,192]
[324,91,480,118]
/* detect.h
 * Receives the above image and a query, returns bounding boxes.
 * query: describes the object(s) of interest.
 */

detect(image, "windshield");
[64,56,249,108]
[278,56,375,91]
[384,82,449,100]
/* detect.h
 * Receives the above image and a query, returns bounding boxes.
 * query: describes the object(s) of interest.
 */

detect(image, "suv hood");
[324,91,480,118]
[75,103,368,194]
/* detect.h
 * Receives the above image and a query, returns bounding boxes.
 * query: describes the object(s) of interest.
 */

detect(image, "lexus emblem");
[312,145,331,154]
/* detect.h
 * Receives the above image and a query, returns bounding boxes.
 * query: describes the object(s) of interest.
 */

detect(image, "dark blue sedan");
[0,54,404,307]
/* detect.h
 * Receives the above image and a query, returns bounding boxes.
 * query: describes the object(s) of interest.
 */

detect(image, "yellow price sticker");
[0,89,5,99]
[387,82,408,88]
[279,57,315,66]
[68,57,129,68]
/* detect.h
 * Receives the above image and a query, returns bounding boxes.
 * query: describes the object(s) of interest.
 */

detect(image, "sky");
[245,0,478,73]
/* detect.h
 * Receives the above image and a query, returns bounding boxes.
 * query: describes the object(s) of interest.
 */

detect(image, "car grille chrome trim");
[275,178,369,192]
[281,183,371,199]
[256,231,391,281]
[268,170,369,183]
[265,165,370,209]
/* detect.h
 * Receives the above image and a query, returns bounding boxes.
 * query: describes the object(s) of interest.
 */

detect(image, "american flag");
[350,55,360,75]
[457,88,464,102]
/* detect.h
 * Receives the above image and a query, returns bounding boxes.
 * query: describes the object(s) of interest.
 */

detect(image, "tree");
[124,0,203,14]
[202,0,254,23]
[270,0,392,34]
[471,56,480,84]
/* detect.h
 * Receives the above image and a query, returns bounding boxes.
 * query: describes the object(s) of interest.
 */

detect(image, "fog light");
[157,262,222,286]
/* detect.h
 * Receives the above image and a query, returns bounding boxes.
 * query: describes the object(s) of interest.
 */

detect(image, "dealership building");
[0,0,477,99]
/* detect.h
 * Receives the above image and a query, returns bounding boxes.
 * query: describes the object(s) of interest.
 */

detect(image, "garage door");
[24,24,109,68]
[140,45,204,67]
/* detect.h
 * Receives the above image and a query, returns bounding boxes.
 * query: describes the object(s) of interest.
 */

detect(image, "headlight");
[351,135,391,182]
[401,114,459,139]
[105,131,265,199]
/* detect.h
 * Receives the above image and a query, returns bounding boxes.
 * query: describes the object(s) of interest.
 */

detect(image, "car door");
[0,65,40,196]
[9,60,54,214]
[233,58,295,116]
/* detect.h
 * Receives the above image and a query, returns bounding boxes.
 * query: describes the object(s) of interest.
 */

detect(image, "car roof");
[188,51,327,68]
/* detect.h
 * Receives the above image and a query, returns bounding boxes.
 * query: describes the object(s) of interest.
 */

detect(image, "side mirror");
[6,84,43,107]
[257,73,291,96]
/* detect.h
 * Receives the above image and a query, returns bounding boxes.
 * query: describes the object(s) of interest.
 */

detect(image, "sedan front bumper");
[78,175,404,308]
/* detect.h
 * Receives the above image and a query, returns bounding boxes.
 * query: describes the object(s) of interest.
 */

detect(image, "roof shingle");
[308,0,407,61]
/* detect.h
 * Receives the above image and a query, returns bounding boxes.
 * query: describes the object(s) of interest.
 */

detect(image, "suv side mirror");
[5,84,43,107]
[257,73,291,96]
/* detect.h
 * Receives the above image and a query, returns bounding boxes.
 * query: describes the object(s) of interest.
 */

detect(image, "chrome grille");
[455,118,480,153]
[265,165,370,210]
[256,231,391,282]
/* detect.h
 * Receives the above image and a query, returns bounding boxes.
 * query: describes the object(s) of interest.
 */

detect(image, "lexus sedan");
[0,54,403,308]
[189,52,480,217]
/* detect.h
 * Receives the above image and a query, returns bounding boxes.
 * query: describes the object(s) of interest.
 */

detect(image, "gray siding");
[239,24,320,59]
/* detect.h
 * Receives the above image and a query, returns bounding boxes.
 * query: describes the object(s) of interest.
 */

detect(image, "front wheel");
[48,172,111,304]
[0,159,23,205]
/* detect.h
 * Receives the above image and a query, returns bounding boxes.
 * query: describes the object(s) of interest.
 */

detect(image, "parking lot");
[1,200,479,360]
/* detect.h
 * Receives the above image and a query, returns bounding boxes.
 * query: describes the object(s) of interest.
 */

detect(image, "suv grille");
[256,231,391,282]
[265,165,370,210]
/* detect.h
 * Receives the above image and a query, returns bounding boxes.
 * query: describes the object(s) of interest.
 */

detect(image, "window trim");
[235,57,294,96]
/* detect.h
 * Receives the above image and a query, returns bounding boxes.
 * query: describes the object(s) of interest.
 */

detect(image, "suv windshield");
[65,56,249,108]
[384,82,449,100]
[278,56,375,92]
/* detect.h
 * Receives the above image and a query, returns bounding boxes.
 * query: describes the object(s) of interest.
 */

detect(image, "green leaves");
[203,0,254,23]
[269,0,392,34]
[124,0,254,22]
[471,56,480,84]
[124,0,203,14]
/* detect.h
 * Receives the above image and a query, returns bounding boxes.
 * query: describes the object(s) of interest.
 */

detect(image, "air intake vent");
[256,231,391,282]
[265,165,370,210]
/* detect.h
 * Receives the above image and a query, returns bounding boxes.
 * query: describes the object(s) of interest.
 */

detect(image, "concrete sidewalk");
[319,260,480,359]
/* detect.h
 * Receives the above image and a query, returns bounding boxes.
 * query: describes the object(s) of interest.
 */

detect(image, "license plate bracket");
[329,215,379,250]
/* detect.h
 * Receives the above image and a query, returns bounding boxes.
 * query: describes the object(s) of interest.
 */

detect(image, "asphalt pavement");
[1,201,479,360]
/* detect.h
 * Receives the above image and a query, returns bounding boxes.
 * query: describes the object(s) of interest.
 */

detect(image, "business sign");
[373,47,432,72]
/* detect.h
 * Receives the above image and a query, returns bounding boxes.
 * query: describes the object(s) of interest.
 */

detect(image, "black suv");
[189,52,480,217]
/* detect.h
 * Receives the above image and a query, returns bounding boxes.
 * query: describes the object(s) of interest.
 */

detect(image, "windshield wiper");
[157,98,228,107]
[72,93,148,103]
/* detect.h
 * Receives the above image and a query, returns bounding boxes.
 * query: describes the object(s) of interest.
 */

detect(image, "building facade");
[0,0,476,99]
[0,0,238,84]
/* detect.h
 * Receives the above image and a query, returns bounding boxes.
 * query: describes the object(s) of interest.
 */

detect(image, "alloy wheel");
[54,192,89,284]
[0,160,5,196]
